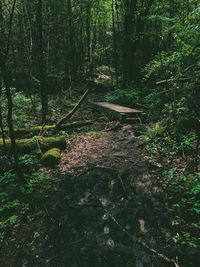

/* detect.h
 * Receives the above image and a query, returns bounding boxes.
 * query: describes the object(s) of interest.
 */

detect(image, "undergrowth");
[0,153,51,241]
[144,122,200,250]
[106,88,143,108]
[0,88,77,128]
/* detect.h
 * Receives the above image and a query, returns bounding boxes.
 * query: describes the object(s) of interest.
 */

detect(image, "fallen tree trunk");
[0,120,93,138]
[54,87,92,131]
[0,136,66,154]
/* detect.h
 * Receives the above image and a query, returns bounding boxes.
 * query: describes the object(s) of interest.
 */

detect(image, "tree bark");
[37,0,48,123]
[86,2,91,71]
[0,0,17,161]
[112,0,119,86]
[123,0,138,84]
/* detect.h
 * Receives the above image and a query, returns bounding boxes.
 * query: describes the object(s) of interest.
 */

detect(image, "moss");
[0,136,66,153]
[0,121,92,138]
[42,148,61,167]
[1,125,55,138]
[33,136,66,151]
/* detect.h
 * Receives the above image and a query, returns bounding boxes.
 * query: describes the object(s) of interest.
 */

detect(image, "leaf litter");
[0,124,181,267]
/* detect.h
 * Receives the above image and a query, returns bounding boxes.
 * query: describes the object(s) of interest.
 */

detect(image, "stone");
[42,148,61,168]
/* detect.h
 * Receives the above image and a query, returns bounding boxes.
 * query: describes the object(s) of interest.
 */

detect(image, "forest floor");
[1,122,190,267]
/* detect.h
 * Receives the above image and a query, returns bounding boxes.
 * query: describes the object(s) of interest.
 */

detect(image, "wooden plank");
[91,102,143,115]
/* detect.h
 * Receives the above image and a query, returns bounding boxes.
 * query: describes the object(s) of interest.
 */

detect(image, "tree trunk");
[0,0,17,161]
[37,0,48,123]
[67,0,75,78]
[123,0,138,85]
[86,2,92,71]
[112,0,119,86]
[0,73,6,148]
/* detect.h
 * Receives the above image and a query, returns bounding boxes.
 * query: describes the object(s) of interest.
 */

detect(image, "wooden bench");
[90,101,145,123]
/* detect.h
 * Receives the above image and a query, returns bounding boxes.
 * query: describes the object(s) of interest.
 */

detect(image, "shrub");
[106,89,140,108]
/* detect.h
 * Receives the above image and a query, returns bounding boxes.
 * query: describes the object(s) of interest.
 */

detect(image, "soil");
[0,123,192,267]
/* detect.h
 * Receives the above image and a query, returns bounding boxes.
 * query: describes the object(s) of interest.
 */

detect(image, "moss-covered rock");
[42,148,61,168]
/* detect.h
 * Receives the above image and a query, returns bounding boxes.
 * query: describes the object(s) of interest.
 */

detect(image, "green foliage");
[143,2,200,128]
[190,183,200,196]
[0,89,38,128]
[97,65,112,76]
[21,172,51,204]
[173,231,200,248]
[145,122,166,138]
[146,127,197,169]
[0,154,51,239]
[145,121,200,250]
[106,89,140,108]
[47,97,72,122]
[12,92,33,126]
[19,154,41,172]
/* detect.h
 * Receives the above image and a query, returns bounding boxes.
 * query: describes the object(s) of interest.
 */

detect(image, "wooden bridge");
[90,101,145,123]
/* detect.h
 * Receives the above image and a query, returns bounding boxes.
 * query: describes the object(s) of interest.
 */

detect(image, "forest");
[0,0,200,266]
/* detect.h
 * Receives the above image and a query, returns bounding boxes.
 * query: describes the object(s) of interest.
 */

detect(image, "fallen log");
[0,120,93,138]
[0,136,66,153]
[54,87,92,131]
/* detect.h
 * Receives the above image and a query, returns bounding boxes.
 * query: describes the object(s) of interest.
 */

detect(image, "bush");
[0,153,51,239]
[106,89,141,108]
[0,89,38,128]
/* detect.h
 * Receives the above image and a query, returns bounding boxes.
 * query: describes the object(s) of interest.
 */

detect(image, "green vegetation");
[0,154,51,240]
[0,0,200,266]
[106,89,141,108]
[144,125,200,249]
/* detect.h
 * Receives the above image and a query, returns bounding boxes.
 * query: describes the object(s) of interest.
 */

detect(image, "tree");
[37,0,48,122]
[0,0,17,162]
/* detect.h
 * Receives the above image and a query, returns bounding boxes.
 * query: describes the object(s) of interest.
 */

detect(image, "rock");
[42,148,61,168]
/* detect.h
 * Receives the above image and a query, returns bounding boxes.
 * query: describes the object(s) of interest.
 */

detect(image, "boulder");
[42,148,61,168]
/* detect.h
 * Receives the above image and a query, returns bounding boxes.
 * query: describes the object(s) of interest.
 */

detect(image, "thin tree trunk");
[37,0,48,123]
[0,65,17,159]
[86,2,91,71]
[0,75,6,148]
[67,0,75,79]
[0,0,17,161]
[123,0,138,84]
[195,134,199,172]
[112,0,119,86]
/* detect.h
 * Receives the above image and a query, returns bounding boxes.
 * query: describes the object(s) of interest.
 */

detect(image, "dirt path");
[1,124,179,267]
